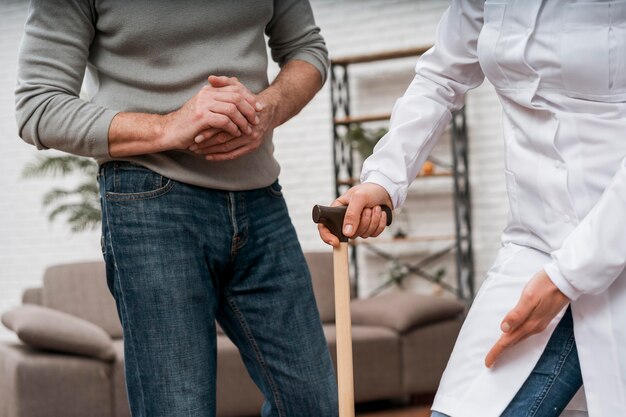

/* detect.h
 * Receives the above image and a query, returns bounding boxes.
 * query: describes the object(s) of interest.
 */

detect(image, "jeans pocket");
[105,162,175,201]
[266,180,283,198]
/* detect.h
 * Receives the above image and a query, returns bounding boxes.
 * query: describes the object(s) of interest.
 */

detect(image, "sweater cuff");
[89,109,118,160]
[286,52,329,86]
[543,261,583,301]
[361,171,403,209]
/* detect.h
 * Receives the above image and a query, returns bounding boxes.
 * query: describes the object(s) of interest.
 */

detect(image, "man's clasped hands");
[163,75,273,162]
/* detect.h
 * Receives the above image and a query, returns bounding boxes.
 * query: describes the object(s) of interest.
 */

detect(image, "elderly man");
[15,1,338,416]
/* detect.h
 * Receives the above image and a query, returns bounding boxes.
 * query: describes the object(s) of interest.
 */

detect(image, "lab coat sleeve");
[544,158,626,300]
[360,0,485,209]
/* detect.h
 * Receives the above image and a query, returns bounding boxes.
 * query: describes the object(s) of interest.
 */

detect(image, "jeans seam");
[225,294,286,417]
[101,170,148,417]
[527,333,576,417]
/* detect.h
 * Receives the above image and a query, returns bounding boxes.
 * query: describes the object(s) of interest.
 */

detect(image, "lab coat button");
[554,161,565,170]
[564,215,571,223]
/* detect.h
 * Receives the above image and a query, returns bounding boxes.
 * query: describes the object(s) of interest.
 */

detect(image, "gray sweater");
[15,0,328,191]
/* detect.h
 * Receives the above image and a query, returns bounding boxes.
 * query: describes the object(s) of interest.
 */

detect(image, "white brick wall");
[0,0,507,340]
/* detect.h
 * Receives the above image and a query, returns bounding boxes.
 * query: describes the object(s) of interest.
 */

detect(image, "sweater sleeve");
[265,0,329,85]
[14,0,118,159]
[360,0,485,209]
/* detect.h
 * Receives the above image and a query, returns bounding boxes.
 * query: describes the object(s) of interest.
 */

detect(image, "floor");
[358,406,431,417]
[356,399,433,417]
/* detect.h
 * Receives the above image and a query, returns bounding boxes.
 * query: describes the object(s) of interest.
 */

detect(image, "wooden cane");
[312,205,392,417]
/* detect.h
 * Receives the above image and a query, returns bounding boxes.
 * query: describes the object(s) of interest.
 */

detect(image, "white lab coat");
[361,1,626,416]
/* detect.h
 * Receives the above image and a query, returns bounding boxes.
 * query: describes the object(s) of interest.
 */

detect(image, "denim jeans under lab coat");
[432,307,582,417]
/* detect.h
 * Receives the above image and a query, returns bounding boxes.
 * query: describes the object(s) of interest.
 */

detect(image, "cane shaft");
[334,242,354,417]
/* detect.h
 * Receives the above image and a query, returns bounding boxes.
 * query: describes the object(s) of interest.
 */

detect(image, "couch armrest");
[0,343,113,417]
[350,293,465,333]
[2,305,115,361]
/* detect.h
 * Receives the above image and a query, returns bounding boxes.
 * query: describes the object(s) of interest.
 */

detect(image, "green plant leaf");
[22,155,98,178]
[23,154,101,233]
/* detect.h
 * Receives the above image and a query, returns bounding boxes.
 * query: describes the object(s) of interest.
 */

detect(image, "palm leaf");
[22,155,98,178]
[23,154,101,233]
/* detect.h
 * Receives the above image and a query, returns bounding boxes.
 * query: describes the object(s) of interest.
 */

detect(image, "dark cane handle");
[312,205,393,243]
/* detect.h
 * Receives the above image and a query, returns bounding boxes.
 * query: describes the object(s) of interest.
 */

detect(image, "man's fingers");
[215,86,259,110]
[194,132,234,149]
[208,76,262,111]
[208,102,251,134]
[205,143,256,161]
[208,75,236,87]
[206,113,241,137]
[196,137,249,155]
[189,128,221,150]
[211,92,259,125]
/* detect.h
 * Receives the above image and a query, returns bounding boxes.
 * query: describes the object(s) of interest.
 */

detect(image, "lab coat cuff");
[360,171,404,209]
[543,262,583,301]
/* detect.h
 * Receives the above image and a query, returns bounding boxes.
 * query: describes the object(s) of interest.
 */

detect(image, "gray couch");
[0,253,464,417]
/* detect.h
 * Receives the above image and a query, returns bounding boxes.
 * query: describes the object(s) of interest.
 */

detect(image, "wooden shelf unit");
[329,46,475,302]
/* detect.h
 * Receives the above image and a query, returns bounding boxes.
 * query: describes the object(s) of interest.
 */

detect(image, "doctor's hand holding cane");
[317,183,570,369]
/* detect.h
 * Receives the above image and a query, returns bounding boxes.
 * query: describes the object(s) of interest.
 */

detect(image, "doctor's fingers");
[360,206,385,238]
[485,322,541,368]
[354,208,374,237]
[318,223,340,247]
[500,291,540,333]
[340,190,368,238]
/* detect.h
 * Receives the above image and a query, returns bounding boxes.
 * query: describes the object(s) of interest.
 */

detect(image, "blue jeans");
[99,162,338,417]
[432,307,582,417]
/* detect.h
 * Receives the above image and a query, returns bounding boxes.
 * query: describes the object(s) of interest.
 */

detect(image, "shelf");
[337,171,453,187]
[331,46,432,66]
[330,46,474,302]
[351,235,455,245]
[334,113,391,125]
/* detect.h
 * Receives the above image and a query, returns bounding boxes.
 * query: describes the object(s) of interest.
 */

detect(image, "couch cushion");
[216,336,264,416]
[2,305,115,361]
[111,340,131,417]
[304,252,335,323]
[351,293,464,333]
[401,318,463,394]
[22,287,43,305]
[324,324,402,402]
[42,261,123,338]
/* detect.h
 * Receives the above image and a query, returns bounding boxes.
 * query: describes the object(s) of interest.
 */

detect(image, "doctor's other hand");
[318,183,393,247]
[485,269,570,368]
